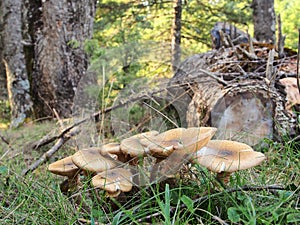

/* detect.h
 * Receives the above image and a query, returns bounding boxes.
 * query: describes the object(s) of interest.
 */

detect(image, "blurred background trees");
[0,0,299,127]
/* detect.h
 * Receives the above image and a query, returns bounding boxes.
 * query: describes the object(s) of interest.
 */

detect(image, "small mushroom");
[48,156,81,192]
[72,148,118,175]
[91,168,133,197]
[194,140,266,183]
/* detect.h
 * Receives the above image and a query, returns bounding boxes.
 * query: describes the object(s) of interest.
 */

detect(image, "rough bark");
[28,0,96,118]
[170,43,298,146]
[0,2,7,101]
[171,0,182,73]
[1,0,33,127]
[251,0,276,43]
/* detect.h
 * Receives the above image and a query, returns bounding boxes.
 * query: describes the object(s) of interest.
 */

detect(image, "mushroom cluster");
[48,127,266,196]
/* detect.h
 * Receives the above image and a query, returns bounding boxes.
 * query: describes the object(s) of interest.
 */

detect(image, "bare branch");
[22,127,80,176]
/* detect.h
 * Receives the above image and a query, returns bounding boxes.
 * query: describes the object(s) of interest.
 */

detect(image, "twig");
[276,14,286,58]
[248,32,255,56]
[237,45,258,60]
[198,68,228,86]
[266,49,275,87]
[0,133,10,146]
[53,108,65,130]
[30,81,195,151]
[22,127,80,176]
[0,133,15,155]
[143,102,179,128]
[31,134,59,150]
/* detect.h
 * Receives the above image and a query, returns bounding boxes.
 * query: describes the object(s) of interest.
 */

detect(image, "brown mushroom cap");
[195,140,266,173]
[177,127,218,152]
[120,137,149,157]
[91,168,133,195]
[72,148,117,173]
[140,127,217,158]
[119,131,159,157]
[130,130,159,139]
[99,143,121,155]
[48,156,79,178]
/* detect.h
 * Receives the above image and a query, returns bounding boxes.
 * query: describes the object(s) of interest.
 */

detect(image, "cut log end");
[210,91,273,146]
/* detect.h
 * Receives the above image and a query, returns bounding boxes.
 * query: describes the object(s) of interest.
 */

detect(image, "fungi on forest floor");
[194,140,266,183]
[48,127,266,197]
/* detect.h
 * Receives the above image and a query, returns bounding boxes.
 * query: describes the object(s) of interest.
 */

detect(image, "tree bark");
[0,2,7,102]
[251,0,276,43]
[171,0,182,74]
[28,0,96,118]
[1,0,33,127]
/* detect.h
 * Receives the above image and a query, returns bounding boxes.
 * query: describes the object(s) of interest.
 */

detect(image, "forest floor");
[0,121,299,224]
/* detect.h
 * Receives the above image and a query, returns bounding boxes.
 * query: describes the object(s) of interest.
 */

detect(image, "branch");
[198,68,228,86]
[22,127,80,176]
[276,14,286,58]
[30,81,194,151]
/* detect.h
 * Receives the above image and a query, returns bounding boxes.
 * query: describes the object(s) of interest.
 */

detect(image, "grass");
[0,122,299,224]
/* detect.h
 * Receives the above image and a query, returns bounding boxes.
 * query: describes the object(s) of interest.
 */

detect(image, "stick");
[266,49,275,87]
[22,127,80,176]
[276,14,286,58]
[198,68,228,86]
[237,45,258,60]
[30,81,195,150]
[0,133,10,146]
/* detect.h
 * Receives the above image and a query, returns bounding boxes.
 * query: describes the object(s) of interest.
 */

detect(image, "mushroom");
[141,127,217,159]
[91,168,133,197]
[99,142,126,162]
[148,127,217,182]
[140,128,185,159]
[194,140,266,183]
[120,131,158,164]
[72,148,118,175]
[48,156,81,192]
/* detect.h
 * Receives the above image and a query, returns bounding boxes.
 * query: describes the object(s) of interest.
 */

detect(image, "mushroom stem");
[150,157,164,182]
[69,174,81,188]
[216,172,231,184]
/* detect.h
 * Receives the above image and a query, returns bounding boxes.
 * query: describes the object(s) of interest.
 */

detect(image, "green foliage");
[275,0,300,49]
[0,100,10,126]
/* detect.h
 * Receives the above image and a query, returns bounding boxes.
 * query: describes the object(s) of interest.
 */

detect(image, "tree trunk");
[28,0,96,118]
[251,0,276,43]
[170,43,297,146]
[1,0,33,127]
[171,0,182,73]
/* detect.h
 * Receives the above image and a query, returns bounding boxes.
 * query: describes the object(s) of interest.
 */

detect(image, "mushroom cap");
[130,130,159,139]
[99,143,121,155]
[72,148,117,173]
[120,137,149,157]
[177,127,218,152]
[140,127,217,158]
[48,156,79,178]
[91,168,133,194]
[195,140,266,173]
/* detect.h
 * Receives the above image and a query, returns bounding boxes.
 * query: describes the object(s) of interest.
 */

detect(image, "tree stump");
[170,43,298,145]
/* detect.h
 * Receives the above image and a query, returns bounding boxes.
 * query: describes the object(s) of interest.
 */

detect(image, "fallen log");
[170,43,298,145]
